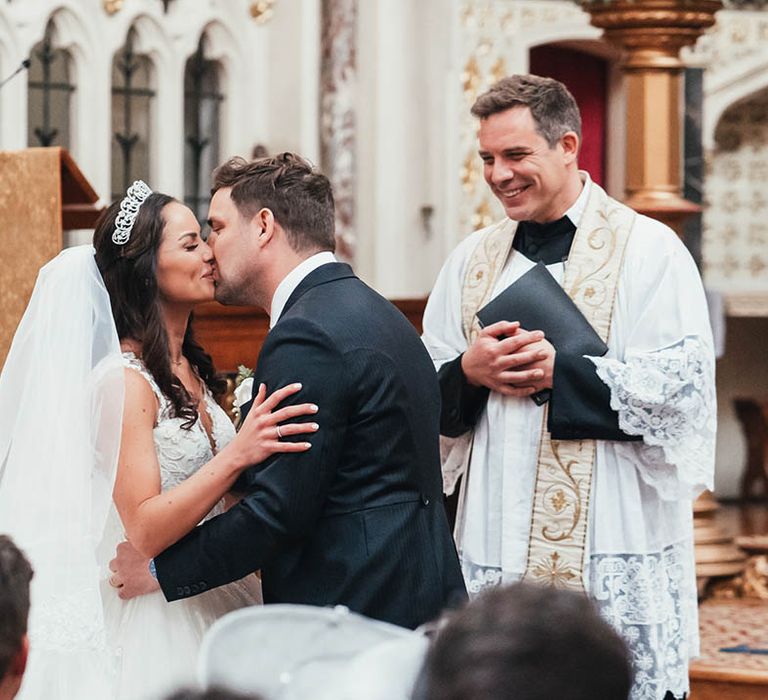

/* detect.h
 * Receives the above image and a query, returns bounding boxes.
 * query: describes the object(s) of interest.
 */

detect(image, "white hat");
[197,604,429,700]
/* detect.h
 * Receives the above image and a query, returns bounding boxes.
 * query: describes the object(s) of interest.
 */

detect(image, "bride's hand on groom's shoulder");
[230,382,319,467]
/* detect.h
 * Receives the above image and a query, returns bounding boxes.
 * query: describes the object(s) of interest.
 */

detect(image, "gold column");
[584,0,722,233]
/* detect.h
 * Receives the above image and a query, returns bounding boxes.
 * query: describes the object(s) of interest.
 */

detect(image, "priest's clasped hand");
[461,320,554,396]
[511,336,555,393]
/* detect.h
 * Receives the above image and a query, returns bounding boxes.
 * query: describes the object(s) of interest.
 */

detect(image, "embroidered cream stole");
[456,182,635,591]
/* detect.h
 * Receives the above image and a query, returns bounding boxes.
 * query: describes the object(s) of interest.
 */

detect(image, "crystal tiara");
[112,180,153,245]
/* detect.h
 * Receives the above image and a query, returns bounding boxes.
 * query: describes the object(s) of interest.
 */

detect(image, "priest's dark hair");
[415,582,633,700]
[0,535,33,683]
[93,191,224,429]
[211,152,336,254]
[471,74,582,148]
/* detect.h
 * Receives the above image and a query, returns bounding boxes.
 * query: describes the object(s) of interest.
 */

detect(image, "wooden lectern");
[0,147,102,366]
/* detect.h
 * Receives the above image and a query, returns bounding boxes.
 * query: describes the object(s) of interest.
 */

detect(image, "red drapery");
[529,45,608,187]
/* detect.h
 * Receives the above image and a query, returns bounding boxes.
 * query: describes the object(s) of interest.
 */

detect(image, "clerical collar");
[512,174,591,265]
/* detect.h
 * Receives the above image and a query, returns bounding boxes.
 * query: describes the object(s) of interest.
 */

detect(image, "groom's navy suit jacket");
[155,263,467,629]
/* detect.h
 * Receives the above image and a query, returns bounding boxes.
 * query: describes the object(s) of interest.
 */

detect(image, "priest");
[421,74,716,700]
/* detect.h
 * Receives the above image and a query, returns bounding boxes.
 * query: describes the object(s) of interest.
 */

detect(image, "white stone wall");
[0,0,319,209]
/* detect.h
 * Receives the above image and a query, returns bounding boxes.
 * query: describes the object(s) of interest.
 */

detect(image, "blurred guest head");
[416,582,632,700]
[163,687,263,700]
[0,536,33,700]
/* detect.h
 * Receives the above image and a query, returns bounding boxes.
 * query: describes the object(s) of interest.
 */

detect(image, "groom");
[118,153,466,629]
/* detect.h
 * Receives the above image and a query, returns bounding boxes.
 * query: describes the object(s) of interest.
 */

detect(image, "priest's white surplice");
[421,178,716,700]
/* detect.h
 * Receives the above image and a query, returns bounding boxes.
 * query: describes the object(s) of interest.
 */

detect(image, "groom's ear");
[253,207,275,247]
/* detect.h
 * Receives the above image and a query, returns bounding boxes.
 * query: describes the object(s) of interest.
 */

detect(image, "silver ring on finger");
[276,425,283,440]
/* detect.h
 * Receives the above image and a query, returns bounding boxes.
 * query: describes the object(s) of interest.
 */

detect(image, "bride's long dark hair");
[93,192,224,429]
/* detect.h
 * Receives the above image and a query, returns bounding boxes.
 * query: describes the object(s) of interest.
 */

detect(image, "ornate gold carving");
[461,56,481,101]
[584,1,723,65]
[103,0,123,15]
[461,150,480,196]
[706,536,768,600]
[470,199,497,235]
[490,56,507,85]
[250,0,276,24]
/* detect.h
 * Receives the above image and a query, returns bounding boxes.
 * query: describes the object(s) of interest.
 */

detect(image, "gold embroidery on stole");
[461,218,518,343]
[457,183,635,590]
[521,186,634,591]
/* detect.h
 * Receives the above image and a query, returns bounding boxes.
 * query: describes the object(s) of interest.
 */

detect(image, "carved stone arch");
[187,17,250,160]
[522,27,604,59]
[117,12,173,86]
[30,5,97,160]
[45,3,97,62]
[704,62,768,150]
[193,18,247,89]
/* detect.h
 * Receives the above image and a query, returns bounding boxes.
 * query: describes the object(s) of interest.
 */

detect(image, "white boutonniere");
[233,365,255,409]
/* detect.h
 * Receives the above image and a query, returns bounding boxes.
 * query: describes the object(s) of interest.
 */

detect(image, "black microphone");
[0,58,31,90]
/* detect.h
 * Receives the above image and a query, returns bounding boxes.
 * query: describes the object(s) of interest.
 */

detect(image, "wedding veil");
[0,245,125,698]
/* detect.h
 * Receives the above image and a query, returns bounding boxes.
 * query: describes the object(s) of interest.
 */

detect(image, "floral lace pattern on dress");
[460,541,697,700]
[122,353,235,518]
[31,589,110,651]
[590,336,716,500]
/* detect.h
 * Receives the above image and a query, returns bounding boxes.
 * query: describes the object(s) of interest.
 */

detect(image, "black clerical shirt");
[438,216,640,443]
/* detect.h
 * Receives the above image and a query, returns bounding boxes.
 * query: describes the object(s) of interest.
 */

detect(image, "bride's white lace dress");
[98,353,262,700]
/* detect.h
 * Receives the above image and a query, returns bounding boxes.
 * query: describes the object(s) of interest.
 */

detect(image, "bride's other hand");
[232,382,318,467]
[109,540,160,600]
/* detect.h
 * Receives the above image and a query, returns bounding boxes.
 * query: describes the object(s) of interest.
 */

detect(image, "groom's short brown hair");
[212,153,336,254]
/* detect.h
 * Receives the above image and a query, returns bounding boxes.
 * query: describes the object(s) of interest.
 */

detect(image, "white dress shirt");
[269,251,338,328]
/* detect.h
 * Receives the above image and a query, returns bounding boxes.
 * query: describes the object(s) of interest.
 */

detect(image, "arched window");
[111,28,154,199]
[27,20,75,148]
[184,35,223,221]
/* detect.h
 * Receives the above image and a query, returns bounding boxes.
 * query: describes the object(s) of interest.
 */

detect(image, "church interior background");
[1,0,768,695]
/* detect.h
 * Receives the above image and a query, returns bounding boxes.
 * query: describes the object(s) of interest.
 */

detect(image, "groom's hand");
[109,540,161,600]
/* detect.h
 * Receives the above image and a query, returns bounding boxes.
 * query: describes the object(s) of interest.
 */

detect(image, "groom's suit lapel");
[277,262,356,324]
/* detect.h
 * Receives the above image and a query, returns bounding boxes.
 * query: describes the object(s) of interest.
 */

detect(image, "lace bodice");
[122,353,236,518]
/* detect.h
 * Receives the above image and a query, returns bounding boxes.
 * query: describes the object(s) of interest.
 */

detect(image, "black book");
[476,261,608,405]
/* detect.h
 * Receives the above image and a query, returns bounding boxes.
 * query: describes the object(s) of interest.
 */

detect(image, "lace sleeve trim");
[589,336,716,498]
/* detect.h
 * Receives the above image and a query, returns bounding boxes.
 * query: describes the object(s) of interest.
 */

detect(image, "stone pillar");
[584,0,722,233]
[320,0,357,260]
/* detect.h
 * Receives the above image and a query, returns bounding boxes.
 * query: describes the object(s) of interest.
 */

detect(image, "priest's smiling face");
[478,105,582,224]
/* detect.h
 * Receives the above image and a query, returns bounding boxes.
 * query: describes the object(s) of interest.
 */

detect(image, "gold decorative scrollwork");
[541,442,584,542]
[103,0,123,15]
[250,0,276,24]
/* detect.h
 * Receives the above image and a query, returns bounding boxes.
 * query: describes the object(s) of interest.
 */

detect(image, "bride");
[0,181,318,699]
